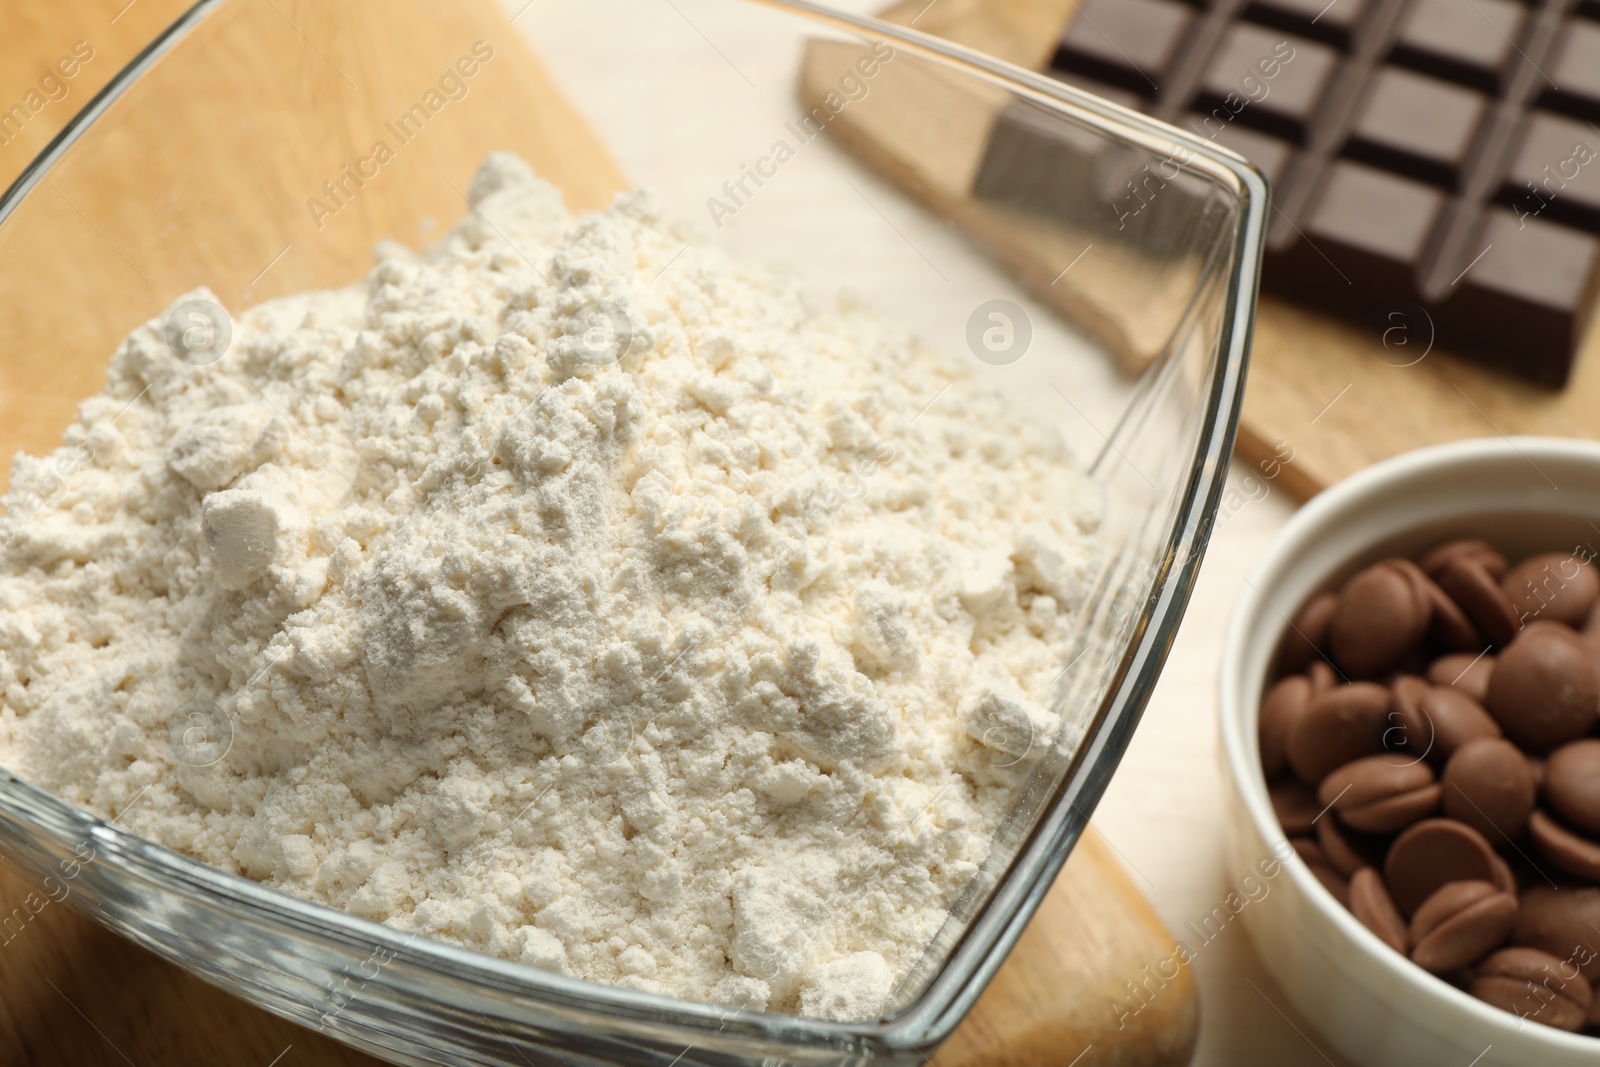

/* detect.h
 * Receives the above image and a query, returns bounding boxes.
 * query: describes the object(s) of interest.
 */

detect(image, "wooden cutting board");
[810,0,1600,501]
[0,2,1195,1065]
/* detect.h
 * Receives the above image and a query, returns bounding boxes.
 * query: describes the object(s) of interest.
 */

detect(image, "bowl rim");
[1219,435,1600,1055]
[0,0,1266,1056]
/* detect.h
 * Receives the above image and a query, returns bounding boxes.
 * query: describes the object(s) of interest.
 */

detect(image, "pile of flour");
[0,154,1100,1019]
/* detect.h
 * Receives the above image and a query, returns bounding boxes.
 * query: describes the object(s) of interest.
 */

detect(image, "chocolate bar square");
[1348,68,1490,187]
[1502,113,1600,231]
[995,0,1600,385]
[1056,0,1197,97]
[1198,26,1341,141]
[1187,112,1299,185]
[1298,161,1447,305]
[1390,0,1526,91]
[1245,0,1371,46]
[1446,209,1600,385]
[1541,18,1600,123]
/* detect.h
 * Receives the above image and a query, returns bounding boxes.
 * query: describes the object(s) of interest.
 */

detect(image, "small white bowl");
[1220,436,1600,1067]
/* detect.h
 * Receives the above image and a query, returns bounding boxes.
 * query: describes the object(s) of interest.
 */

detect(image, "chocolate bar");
[974,0,1600,387]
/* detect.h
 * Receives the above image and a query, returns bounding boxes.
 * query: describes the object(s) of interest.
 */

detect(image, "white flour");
[0,154,1100,1018]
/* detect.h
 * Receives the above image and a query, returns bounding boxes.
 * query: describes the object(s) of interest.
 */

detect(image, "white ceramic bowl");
[1220,437,1600,1067]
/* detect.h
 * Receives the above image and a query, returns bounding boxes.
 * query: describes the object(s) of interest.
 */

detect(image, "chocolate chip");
[1329,563,1431,676]
[1292,836,1330,867]
[1288,683,1391,783]
[1471,947,1593,1032]
[1383,560,1460,653]
[1544,739,1600,837]
[1259,675,1314,778]
[1424,574,1481,651]
[1408,880,1517,973]
[1426,652,1494,703]
[1309,861,1351,908]
[1277,591,1339,674]
[1524,618,1580,639]
[1307,659,1338,692]
[1584,599,1600,638]
[1320,754,1440,834]
[1441,738,1535,841]
[1387,682,1500,763]
[1390,558,1436,607]
[1514,886,1600,983]
[1350,867,1408,954]
[1385,818,1500,916]
[1391,674,1429,706]
[1471,975,1585,1030]
[1421,539,1507,580]
[1502,551,1600,629]
[1435,556,1519,646]
[1490,853,1516,895]
[1317,814,1378,876]
[1410,879,1500,941]
[1528,810,1600,882]
[1485,625,1599,750]
[1270,777,1322,836]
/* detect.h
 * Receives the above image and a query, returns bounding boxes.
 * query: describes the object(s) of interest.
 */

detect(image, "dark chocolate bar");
[975,0,1600,387]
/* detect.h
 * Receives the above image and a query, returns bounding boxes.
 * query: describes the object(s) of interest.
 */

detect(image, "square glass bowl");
[0,1,1264,1064]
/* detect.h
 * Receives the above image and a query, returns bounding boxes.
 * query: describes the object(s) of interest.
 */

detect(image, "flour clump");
[0,154,1101,1019]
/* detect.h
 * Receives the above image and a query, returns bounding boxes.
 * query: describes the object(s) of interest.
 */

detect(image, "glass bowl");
[0,1,1264,1064]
